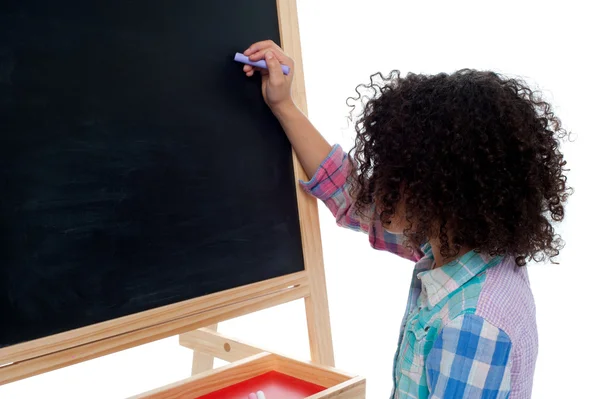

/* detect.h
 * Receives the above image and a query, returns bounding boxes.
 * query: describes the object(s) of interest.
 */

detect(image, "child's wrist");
[271,100,300,120]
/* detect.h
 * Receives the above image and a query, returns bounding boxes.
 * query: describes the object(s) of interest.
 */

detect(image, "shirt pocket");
[398,319,429,376]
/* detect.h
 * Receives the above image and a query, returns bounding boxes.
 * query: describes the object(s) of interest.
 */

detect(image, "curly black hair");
[348,69,571,266]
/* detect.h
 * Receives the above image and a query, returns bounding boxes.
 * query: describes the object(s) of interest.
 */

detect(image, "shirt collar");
[417,244,503,308]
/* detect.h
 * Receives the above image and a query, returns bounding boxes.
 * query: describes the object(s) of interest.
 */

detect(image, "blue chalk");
[234,52,290,75]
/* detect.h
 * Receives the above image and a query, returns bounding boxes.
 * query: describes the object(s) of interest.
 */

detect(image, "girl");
[241,41,570,399]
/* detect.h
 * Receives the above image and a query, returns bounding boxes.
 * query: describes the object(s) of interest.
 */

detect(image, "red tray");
[195,370,326,399]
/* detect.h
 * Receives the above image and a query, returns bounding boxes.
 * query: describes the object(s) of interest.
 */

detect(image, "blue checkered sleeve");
[426,313,512,399]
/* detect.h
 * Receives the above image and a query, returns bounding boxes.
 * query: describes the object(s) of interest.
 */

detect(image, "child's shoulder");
[441,256,536,339]
[475,257,537,340]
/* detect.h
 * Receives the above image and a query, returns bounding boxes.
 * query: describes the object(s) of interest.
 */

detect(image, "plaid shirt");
[301,145,538,399]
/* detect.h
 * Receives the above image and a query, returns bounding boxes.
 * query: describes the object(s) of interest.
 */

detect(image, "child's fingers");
[243,41,293,79]
[248,48,293,69]
[247,46,283,61]
[243,65,253,76]
[243,64,261,77]
[245,41,293,71]
[244,40,283,56]
[265,51,284,85]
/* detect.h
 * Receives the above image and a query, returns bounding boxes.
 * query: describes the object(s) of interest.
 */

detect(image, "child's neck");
[429,239,473,269]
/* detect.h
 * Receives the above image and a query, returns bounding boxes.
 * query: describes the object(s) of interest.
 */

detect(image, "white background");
[2,0,598,398]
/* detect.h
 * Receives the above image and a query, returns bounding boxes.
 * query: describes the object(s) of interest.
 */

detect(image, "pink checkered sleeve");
[300,145,421,262]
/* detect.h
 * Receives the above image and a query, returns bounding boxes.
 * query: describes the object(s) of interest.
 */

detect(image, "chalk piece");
[256,391,266,399]
[234,53,290,75]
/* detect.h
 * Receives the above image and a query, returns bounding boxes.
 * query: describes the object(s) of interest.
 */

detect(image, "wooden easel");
[0,0,334,387]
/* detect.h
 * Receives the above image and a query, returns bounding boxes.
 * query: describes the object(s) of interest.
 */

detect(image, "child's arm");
[242,40,331,179]
[242,41,420,261]
[273,104,332,179]
[300,145,420,261]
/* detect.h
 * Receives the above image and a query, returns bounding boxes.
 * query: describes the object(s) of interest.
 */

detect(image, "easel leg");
[277,0,335,369]
[190,324,218,374]
[304,281,335,366]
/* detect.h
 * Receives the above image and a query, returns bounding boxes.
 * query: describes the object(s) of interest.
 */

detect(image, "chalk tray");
[130,352,365,399]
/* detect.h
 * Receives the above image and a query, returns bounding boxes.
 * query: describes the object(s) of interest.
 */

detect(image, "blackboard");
[0,0,305,348]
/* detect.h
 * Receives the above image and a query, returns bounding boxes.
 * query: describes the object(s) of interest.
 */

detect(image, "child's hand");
[242,40,295,113]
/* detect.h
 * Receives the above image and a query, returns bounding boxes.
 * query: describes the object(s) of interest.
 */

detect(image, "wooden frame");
[0,0,333,386]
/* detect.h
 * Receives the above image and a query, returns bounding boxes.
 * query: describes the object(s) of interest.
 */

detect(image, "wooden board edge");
[274,356,353,387]
[0,271,308,369]
[276,0,335,367]
[128,352,276,399]
[308,377,366,399]
[0,281,309,385]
